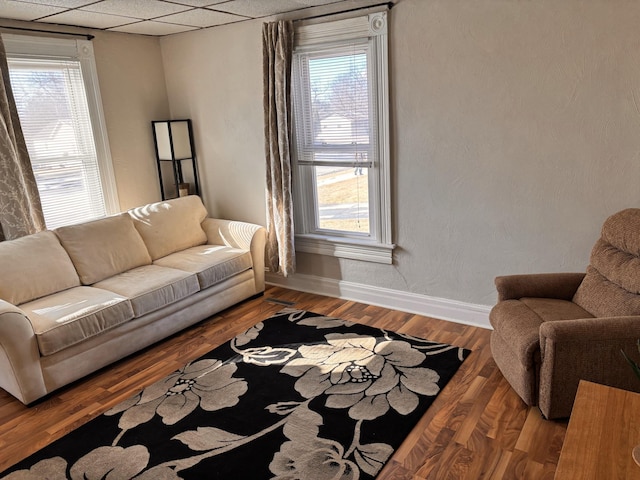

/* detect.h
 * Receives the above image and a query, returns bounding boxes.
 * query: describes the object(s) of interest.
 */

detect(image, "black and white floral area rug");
[1,309,470,480]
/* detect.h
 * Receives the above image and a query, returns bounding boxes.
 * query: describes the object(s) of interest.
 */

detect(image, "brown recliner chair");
[490,208,640,419]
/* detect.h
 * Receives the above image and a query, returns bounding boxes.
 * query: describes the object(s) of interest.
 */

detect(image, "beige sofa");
[0,195,266,405]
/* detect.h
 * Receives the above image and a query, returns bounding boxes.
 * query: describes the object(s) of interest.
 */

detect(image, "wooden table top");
[555,380,640,479]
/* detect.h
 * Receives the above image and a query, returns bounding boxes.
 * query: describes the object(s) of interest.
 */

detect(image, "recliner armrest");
[540,316,640,343]
[495,272,585,302]
[538,316,640,418]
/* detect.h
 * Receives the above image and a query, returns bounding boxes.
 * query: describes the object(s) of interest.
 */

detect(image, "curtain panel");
[262,20,295,276]
[0,35,45,241]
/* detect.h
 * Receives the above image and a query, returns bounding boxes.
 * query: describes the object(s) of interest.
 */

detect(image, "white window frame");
[291,12,394,264]
[3,34,119,224]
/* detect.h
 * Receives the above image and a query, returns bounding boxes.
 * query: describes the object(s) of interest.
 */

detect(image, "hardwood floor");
[0,286,567,478]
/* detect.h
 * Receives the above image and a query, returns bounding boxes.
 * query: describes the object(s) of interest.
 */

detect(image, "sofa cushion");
[0,231,80,306]
[94,265,200,317]
[153,245,253,290]
[20,286,134,356]
[55,214,152,285]
[128,196,208,260]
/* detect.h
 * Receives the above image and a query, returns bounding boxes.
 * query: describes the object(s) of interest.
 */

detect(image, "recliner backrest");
[573,208,640,317]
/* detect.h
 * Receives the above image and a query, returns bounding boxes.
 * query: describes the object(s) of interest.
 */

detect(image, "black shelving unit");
[152,119,200,200]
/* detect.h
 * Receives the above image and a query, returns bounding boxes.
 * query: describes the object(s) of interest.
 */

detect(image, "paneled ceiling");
[0,0,379,36]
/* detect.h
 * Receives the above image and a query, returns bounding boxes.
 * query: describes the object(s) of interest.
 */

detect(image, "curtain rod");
[294,1,394,23]
[0,25,94,40]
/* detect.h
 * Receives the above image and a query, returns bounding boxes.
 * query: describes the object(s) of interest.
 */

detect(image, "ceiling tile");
[299,0,345,6]
[156,8,242,28]
[212,0,331,18]
[0,0,65,21]
[11,0,96,7]
[81,0,191,20]
[110,20,198,35]
[167,0,228,6]
[0,0,366,36]
[38,10,137,29]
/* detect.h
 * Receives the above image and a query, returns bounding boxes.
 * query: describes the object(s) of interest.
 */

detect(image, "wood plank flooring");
[0,286,567,478]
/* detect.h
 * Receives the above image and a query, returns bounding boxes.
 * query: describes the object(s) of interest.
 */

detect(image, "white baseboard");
[265,272,492,329]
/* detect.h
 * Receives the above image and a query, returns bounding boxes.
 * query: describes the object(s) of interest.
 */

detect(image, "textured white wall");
[161,0,640,306]
[160,21,266,226]
[92,31,170,209]
[388,0,640,304]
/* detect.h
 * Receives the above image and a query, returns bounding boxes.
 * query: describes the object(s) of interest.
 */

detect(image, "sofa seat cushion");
[20,287,134,356]
[0,231,80,306]
[128,196,208,260]
[93,265,200,317]
[490,298,593,368]
[55,213,152,285]
[154,245,253,290]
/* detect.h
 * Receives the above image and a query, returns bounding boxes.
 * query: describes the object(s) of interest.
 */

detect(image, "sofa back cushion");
[0,230,80,305]
[128,195,208,260]
[55,214,152,285]
[573,208,640,317]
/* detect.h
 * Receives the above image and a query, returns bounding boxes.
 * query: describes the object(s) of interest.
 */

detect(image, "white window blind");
[8,57,106,229]
[4,34,118,231]
[293,41,376,171]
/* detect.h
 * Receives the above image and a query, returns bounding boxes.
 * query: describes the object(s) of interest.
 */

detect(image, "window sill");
[295,234,395,264]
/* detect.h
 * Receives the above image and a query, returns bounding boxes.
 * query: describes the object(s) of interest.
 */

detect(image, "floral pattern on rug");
[1,309,469,480]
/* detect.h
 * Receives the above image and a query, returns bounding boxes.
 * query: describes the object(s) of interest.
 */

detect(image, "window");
[291,12,394,263]
[4,35,118,229]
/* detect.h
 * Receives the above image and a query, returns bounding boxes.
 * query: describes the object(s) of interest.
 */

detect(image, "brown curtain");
[0,35,45,241]
[262,20,295,276]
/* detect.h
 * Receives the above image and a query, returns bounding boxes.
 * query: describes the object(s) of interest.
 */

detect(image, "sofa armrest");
[495,273,585,302]
[201,218,267,293]
[0,300,47,404]
[538,316,640,418]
